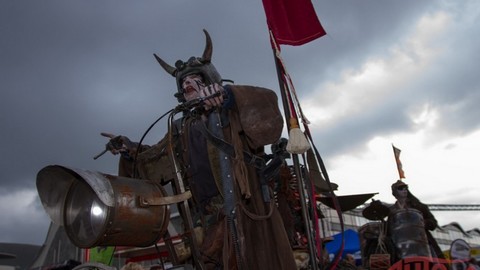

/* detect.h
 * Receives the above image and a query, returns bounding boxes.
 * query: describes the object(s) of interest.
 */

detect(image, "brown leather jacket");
[119,85,296,270]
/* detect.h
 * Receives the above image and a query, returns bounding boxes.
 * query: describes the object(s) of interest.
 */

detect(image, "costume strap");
[197,120,266,170]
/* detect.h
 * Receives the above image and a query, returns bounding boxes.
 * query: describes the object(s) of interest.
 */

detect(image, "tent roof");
[325,229,360,256]
[318,193,377,212]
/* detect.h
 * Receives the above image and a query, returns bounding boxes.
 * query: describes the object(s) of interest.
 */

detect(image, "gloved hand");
[101,132,135,157]
[200,83,224,110]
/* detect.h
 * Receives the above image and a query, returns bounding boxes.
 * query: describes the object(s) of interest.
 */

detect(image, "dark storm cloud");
[284,0,437,90]
[298,1,480,159]
[1,0,478,245]
[0,0,277,244]
[311,97,411,159]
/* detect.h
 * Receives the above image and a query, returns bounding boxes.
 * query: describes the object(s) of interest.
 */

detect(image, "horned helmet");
[154,29,222,103]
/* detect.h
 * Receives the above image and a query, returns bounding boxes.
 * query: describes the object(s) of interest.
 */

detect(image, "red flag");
[392,145,406,179]
[262,0,326,46]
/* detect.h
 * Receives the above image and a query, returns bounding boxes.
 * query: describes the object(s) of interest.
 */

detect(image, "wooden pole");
[272,49,319,270]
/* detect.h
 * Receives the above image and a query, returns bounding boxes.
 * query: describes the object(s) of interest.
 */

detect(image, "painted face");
[395,185,408,199]
[181,74,205,102]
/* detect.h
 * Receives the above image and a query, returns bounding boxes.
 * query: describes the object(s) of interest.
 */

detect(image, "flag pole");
[392,144,406,179]
[271,43,319,270]
[261,1,345,265]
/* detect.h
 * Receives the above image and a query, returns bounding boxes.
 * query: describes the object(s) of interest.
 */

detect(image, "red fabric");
[262,0,326,46]
[393,145,406,179]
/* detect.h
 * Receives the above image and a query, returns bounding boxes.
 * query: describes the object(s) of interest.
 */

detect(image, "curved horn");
[153,53,176,77]
[202,29,212,62]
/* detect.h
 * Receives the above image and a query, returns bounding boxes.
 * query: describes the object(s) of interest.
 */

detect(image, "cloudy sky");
[1,1,479,246]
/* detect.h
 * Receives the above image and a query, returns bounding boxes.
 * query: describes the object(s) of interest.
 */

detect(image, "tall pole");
[272,50,319,270]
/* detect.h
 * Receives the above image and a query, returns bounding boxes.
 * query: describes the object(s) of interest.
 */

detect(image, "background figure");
[337,253,357,269]
[387,180,445,261]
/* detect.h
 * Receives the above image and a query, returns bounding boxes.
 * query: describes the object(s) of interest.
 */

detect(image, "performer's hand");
[200,83,224,109]
[101,132,135,155]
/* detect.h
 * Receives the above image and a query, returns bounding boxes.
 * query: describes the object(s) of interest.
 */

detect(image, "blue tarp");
[325,229,360,258]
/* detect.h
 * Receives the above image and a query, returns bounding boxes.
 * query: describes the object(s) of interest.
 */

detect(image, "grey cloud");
[1,0,478,245]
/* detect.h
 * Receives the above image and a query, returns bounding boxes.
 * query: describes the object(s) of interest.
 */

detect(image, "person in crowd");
[337,253,357,269]
[388,180,445,261]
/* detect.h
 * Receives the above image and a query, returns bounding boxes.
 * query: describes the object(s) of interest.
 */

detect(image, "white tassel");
[286,118,311,154]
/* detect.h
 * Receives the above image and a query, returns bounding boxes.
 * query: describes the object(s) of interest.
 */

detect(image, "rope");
[239,195,275,220]
[270,29,345,269]
[375,222,389,254]
[301,154,323,262]
[269,31,311,126]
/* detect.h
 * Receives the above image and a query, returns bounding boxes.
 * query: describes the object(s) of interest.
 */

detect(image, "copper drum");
[79,176,171,247]
[388,208,431,259]
[358,222,383,266]
[37,165,171,248]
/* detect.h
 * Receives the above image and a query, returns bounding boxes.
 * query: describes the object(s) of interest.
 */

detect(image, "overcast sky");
[1,1,479,246]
